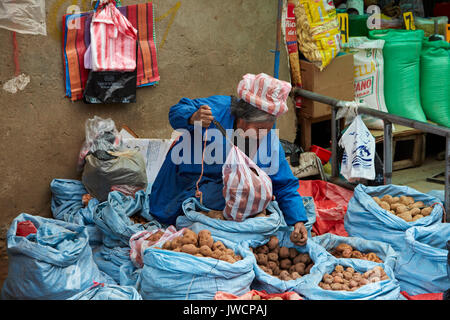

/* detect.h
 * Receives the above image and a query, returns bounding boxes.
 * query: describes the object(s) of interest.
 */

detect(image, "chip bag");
[222,145,273,222]
[293,0,341,70]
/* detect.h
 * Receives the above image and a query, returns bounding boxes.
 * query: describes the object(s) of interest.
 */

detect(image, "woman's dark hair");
[230,96,276,123]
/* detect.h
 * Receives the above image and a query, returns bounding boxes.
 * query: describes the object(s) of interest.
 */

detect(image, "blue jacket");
[149,95,307,226]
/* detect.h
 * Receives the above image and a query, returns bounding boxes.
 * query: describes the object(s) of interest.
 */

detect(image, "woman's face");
[235,118,275,141]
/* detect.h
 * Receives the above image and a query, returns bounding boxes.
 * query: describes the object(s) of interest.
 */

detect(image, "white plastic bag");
[339,115,375,182]
[0,0,46,35]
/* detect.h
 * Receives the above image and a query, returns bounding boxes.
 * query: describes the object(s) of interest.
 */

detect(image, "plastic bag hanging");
[90,0,138,72]
[222,144,273,222]
[0,0,46,35]
[339,115,376,182]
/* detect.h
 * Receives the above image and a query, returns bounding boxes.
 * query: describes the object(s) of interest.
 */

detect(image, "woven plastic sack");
[293,0,341,70]
[0,0,46,35]
[222,145,273,221]
[138,229,255,300]
[92,245,132,284]
[368,29,427,122]
[176,197,286,244]
[50,179,103,247]
[242,230,330,294]
[68,282,142,300]
[344,184,444,254]
[1,213,107,300]
[420,39,450,128]
[395,224,450,295]
[312,233,399,271]
[295,258,401,300]
[341,37,388,130]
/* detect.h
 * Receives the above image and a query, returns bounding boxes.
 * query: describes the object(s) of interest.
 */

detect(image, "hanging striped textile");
[62,2,159,101]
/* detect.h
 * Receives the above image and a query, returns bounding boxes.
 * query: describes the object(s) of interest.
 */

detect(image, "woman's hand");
[290,222,308,246]
[189,105,214,128]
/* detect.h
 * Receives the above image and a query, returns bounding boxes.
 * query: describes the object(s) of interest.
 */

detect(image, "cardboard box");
[298,53,355,118]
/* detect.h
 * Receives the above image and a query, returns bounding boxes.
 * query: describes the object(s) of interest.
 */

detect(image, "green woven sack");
[420,38,450,128]
[369,29,427,122]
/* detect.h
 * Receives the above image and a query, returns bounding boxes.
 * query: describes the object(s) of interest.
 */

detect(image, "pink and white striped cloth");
[222,145,273,222]
[90,2,138,71]
[237,73,292,117]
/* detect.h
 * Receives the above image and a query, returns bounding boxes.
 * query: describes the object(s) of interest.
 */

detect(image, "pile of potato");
[130,214,149,225]
[159,229,243,263]
[252,236,314,281]
[330,243,383,263]
[372,194,433,222]
[200,209,271,220]
[318,265,389,291]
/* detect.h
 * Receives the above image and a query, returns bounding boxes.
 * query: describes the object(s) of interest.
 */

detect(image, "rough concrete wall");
[0,0,295,228]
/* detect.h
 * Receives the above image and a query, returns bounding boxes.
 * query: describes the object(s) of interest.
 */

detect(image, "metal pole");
[383,120,393,185]
[446,136,450,222]
[331,106,340,178]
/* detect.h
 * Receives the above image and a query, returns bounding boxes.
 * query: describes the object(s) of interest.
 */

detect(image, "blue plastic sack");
[241,230,330,294]
[139,237,255,300]
[295,258,401,300]
[176,197,287,244]
[50,179,103,246]
[312,233,399,270]
[1,213,107,300]
[93,245,133,284]
[344,184,444,253]
[93,190,162,248]
[119,261,142,288]
[394,224,450,295]
[68,283,142,300]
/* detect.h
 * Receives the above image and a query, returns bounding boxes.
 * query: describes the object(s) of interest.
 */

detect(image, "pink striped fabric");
[237,73,292,117]
[222,145,273,221]
[90,3,138,71]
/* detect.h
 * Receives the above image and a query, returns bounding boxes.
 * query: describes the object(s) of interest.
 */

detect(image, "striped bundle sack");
[62,1,159,101]
[222,145,273,222]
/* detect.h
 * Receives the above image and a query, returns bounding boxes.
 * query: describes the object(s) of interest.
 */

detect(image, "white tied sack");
[339,115,376,182]
[342,37,388,130]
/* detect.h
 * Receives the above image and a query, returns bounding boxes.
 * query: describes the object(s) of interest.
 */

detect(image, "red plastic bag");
[16,221,38,237]
[297,180,354,237]
[214,290,302,300]
[401,291,444,300]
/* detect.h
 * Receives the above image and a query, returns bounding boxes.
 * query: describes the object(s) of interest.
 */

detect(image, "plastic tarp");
[297,180,354,236]
[295,258,401,300]
[139,237,255,300]
[1,213,107,300]
[344,184,444,253]
[395,224,450,295]
[0,0,46,35]
[241,230,330,294]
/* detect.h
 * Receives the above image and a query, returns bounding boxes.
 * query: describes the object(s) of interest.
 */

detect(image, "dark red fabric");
[16,221,38,237]
[297,180,354,237]
[400,291,443,300]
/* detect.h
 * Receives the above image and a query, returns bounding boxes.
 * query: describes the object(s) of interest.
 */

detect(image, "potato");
[412,214,424,221]
[410,201,424,209]
[305,263,314,274]
[330,283,343,291]
[323,275,333,285]
[195,253,204,257]
[279,247,290,259]
[211,250,224,260]
[198,230,214,248]
[221,255,236,264]
[212,241,226,251]
[421,207,432,217]
[294,263,306,275]
[405,196,415,205]
[399,195,409,205]
[267,236,279,250]
[396,204,408,214]
[272,266,281,276]
[343,271,353,280]
[289,248,299,259]
[224,248,235,257]
[256,253,268,266]
[342,249,352,258]
[268,252,278,262]
[256,245,269,254]
[289,265,296,274]
[342,284,351,291]
[267,260,277,270]
[359,278,369,286]
[333,276,344,284]
[397,212,413,222]
[280,259,292,270]
[173,247,181,252]
[390,203,402,211]
[350,250,363,259]
[391,197,400,204]
[322,283,332,290]
[352,273,362,282]
[279,270,292,281]
[381,194,393,203]
[335,243,352,253]
[335,265,345,273]
[369,276,381,283]
[349,279,358,288]
[381,275,389,281]
[291,272,301,280]
[346,267,355,274]
[162,240,172,250]
[372,196,381,203]
[199,245,213,257]
[409,208,421,216]
[270,246,280,255]
[182,229,198,245]
[261,266,273,275]
[379,201,391,211]
[181,244,199,255]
